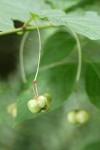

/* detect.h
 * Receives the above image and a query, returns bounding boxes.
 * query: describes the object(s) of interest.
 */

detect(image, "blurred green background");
[0,0,100,150]
[0,29,100,150]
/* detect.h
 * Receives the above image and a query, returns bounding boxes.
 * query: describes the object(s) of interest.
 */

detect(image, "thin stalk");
[19,31,29,83]
[19,18,42,97]
[23,18,33,29]
[70,29,82,82]
[33,19,42,82]
[34,83,39,97]
[69,28,82,109]
[0,24,51,36]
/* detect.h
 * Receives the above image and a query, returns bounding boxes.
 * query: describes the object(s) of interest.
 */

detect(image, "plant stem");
[23,18,33,29]
[74,33,82,82]
[19,18,42,98]
[33,19,41,82]
[70,29,82,82]
[19,31,29,83]
[0,24,51,36]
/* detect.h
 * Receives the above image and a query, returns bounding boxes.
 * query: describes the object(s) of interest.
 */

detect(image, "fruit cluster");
[27,93,52,113]
[67,109,90,125]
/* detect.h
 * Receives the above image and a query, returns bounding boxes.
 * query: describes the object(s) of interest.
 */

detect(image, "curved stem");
[31,19,42,97]
[70,29,82,82]
[19,19,42,98]
[33,19,42,82]
[68,28,82,110]
[19,31,29,83]
[19,18,42,98]
[23,18,33,29]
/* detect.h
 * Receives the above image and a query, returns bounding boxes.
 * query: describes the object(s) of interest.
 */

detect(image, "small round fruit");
[37,95,47,109]
[7,102,17,117]
[76,110,90,124]
[27,99,40,113]
[43,93,52,102]
[67,110,77,125]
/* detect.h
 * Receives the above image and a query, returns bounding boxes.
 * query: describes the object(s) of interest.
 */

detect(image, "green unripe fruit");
[27,99,40,113]
[43,93,52,102]
[46,100,51,111]
[76,110,90,124]
[28,94,52,113]
[7,102,17,118]
[41,100,51,112]
[67,109,90,125]
[67,111,77,125]
[37,95,47,109]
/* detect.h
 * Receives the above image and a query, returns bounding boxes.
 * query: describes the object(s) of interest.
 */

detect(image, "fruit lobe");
[37,95,47,108]
[76,110,90,124]
[27,99,40,113]
[43,93,52,102]
[67,110,77,124]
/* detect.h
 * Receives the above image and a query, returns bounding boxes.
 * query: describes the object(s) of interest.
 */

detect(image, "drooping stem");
[33,80,39,97]
[19,18,34,83]
[32,19,42,97]
[32,85,37,97]
[69,29,82,82]
[23,18,33,29]
[19,31,29,83]
[33,19,42,82]
[75,33,82,82]
[19,18,42,97]
[69,28,82,109]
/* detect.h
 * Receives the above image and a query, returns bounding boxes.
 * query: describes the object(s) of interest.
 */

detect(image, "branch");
[0,24,51,36]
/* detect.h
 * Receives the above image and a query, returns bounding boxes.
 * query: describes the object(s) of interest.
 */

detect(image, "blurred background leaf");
[85,63,100,109]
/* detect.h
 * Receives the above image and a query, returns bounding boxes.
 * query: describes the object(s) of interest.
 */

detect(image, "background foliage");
[0,0,100,150]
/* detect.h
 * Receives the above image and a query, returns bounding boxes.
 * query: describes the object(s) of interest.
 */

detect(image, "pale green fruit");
[7,102,17,118]
[46,100,51,111]
[67,109,90,125]
[76,110,90,124]
[41,100,51,112]
[27,99,40,113]
[43,93,52,102]
[67,111,77,124]
[37,95,47,109]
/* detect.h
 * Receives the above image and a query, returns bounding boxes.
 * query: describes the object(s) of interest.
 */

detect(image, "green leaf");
[14,31,77,126]
[37,11,100,40]
[41,31,76,65]
[82,141,100,150]
[65,12,100,40]
[1,0,100,40]
[46,0,82,10]
[0,17,14,31]
[85,62,100,109]
[0,0,50,31]
[83,40,100,63]
[82,39,100,108]
[83,40,100,110]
